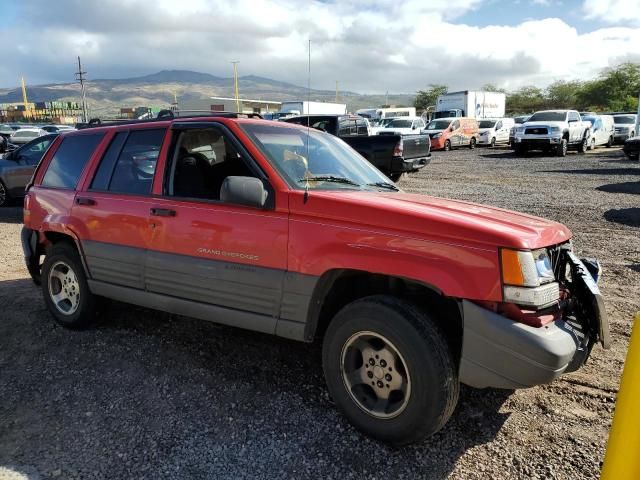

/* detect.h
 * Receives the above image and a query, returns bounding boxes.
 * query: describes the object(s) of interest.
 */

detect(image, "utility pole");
[75,56,88,122]
[231,61,240,113]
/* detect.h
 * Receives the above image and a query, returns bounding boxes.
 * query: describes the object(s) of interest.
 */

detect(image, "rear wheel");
[589,138,596,150]
[444,140,451,151]
[0,180,9,207]
[606,136,613,148]
[41,242,96,329]
[556,138,568,157]
[322,295,459,445]
[469,137,476,150]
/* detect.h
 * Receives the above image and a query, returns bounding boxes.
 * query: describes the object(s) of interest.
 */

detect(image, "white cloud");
[1,0,639,94]
[583,0,640,25]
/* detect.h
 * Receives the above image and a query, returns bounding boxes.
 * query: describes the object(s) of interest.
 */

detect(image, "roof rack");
[75,111,264,130]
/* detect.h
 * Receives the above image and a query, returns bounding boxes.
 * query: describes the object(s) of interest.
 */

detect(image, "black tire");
[490,137,496,148]
[577,137,587,154]
[41,242,96,329]
[606,136,613,148]
[469,137,476,150]
[444,140,451,151]
[589,138,595,150]
[556,138,568,157]
[389,173,403,182]
[514,145,525,156]
[0,179,10,207]
[322,295,459,445]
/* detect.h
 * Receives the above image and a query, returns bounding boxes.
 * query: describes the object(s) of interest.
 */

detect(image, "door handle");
[150,207,176,217]
[75,197,96,206]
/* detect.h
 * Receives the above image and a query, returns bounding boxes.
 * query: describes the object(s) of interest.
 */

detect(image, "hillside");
[0,70,415,117]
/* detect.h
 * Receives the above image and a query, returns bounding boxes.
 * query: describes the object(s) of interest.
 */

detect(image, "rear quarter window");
[41,133,104,189]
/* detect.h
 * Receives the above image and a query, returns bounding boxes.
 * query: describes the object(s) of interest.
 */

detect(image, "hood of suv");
[295,190,571,250]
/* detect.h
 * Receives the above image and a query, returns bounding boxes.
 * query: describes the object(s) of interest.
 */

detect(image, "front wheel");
[389,173,403,182]
[322,295,459,445]
[444,140,451,151]
[469,137,476,150]
[490,137,496,148]
[589,138,595,150]
[606,136,613,148]
[41,242,96,329]
[556,138,568,157]
[577,137,588,154]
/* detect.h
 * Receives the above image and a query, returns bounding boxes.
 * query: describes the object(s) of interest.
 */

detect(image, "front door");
[146,123,288,328]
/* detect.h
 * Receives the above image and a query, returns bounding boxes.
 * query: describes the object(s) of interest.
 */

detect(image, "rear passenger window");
[91,129,165,195]
[41,134,104,189]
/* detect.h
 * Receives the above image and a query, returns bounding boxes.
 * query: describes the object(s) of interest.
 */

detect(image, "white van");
[582,114,615,149]
[376,117,426,135]
[477,118,515,146]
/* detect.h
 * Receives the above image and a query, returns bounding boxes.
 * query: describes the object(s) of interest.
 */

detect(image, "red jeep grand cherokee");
[21,113,610,445]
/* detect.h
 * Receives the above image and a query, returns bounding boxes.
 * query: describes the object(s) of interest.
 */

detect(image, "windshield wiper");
[366,181,399,191]
[299,175,360,186]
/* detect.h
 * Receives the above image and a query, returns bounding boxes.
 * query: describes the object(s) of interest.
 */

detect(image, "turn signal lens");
[500,249,539,287]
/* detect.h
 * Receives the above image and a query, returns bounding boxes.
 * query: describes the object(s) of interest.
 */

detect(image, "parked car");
[512,110,591,157]
[509,115,531,146]
[41,125,76,134]
[0,124,15,139]
[282,114,430,182]
[477,118,515,147]
[423,117,480,151]
[9,127,48,145]
[623,136,640,160]
[21,114,609,445]
[612,114,637,143]
[581,114,615,149]
[0,133,57,206]
[376,117,426,135]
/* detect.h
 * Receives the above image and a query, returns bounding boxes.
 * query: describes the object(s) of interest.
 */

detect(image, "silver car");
[9,127,48,145]
[0,134,57,206]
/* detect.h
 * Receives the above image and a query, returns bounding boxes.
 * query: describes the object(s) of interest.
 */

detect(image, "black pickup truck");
[282,115,431,181]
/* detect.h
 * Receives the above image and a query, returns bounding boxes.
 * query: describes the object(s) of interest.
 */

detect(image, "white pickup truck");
[513,110,591,157]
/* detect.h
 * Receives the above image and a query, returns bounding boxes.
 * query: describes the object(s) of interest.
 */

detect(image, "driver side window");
[451,120,460,130]
[167,127,256,201]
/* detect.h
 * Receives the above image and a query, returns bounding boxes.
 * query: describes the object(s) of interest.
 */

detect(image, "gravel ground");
[0,146,638,480]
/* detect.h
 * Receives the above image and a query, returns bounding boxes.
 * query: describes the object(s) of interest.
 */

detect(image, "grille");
[525,127,548,135]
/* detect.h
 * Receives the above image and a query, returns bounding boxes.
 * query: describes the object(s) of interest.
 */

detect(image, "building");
[179,96,282,115]
[0,101,83,124]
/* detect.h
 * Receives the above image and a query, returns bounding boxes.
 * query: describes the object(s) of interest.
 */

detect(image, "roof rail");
[73,111,265,130]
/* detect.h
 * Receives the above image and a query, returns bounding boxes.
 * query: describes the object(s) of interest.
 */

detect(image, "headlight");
[549,126,561,134]
[516,127,524,134]
[433,133,442,138]
[500,248,559,307]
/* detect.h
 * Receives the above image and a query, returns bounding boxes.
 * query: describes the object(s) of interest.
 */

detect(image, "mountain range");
[0,70,415,117]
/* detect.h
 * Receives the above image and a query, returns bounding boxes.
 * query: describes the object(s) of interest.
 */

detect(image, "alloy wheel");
[340,331,411,419]
[47,261,81,315]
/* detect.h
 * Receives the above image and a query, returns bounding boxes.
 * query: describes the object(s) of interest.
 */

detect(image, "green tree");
[546,80,582,109]
[414,84,448,111]
[506,86,546,114]
[577,63,640,111]
[481,83,507,93]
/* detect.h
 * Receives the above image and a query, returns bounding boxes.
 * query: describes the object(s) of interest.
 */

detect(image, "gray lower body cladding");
[459,300,583,389]
[82,240,318,341]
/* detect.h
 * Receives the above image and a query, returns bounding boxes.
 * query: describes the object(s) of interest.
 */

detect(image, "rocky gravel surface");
[0,146,638,479]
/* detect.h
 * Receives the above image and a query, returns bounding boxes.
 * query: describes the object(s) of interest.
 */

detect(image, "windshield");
[527,112,567,122]
[614,115,635,124]
[478,120,496,128]
[385,119,413,128]
[426,120,452,130]
[241,123,396,191]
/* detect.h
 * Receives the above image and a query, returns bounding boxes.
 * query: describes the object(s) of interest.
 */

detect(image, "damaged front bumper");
[459,254,610,389]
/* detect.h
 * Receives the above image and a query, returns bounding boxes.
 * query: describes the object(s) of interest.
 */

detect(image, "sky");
[1,0,640,94]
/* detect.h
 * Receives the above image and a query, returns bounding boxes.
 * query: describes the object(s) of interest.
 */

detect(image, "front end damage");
[459,243,610,389]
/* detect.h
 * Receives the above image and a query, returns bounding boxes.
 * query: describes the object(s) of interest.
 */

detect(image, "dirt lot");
[0,146,638,480]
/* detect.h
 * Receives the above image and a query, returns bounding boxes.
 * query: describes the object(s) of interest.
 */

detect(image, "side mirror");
[412,125,417,130]
[220,176,268,209]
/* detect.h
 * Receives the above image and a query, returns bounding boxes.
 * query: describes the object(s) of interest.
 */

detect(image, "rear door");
[71,127,167,289]
[144,122,288,332]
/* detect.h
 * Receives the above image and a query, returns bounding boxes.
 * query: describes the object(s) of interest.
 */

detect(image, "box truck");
[279,101,347,116]
[433,91,506,120]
